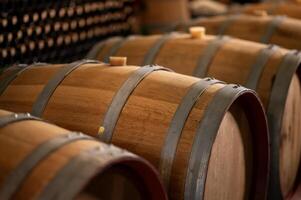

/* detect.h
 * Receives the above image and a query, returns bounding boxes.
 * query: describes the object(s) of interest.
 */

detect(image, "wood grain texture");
[0,109,166,200]
[90,32,301,198]
[204,111,246,200]
[182,14,301,50]
[280,74,301,197]
[0,63,268,200]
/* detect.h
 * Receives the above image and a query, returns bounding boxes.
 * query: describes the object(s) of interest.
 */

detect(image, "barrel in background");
[236,2,301,20]
[87,32,301,199]
[177,14,301,51]
[137,0,190,33]
[189,0,228,18]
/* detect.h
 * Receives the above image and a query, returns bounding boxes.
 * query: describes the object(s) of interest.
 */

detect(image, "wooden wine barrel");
[0,109,166,200]
[0,60,269,200]
[138,0,190,33]
[86,32,301,199]
[189,0,228,17]
[235,2,301,20]
[177,14,301,51]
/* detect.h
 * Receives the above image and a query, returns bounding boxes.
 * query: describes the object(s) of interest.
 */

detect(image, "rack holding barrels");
[0,0,135,68]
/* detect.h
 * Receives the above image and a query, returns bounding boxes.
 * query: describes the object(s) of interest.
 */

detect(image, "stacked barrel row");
[131,0,301,199]
[1,0,301,200]
[85,30,301,199]
[0,0,135,67]
[0,59,269,200]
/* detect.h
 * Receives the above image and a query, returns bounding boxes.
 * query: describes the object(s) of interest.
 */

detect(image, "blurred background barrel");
[178,14,301,51]
[0,61,268,200]
[189,0,228,18]
[0,109,167,200]
[236,2,301,19]
[136,0,190,34]
[87,32,301,199]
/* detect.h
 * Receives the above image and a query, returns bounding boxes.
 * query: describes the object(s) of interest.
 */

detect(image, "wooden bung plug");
[109,56,127,66]
[253,10,268,17]
[189,26,206,39]
[98,126,105,136]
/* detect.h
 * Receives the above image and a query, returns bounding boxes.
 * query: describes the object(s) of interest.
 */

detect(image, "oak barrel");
[87,32,301,199]
[0,60,268,200]
[138,0,190,33]
[177,14,301,51]
[0,109,166,200]
[189,0,228,17]
[236,2,301,20]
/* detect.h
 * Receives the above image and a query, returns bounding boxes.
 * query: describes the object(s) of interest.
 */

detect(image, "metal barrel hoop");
[31,59,100,117]
[245,44,279,90]
[100,65,172,143]
[159,77,224,189]
[0,62,48,95]
[194,36,231,78]
[184,84,249,200]
[267,50,301,199]
[38,144,130,200]
[0,112,93,199]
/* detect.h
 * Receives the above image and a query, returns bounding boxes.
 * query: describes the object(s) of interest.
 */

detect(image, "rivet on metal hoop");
[205,77,215,81]
[233,84,241,89]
